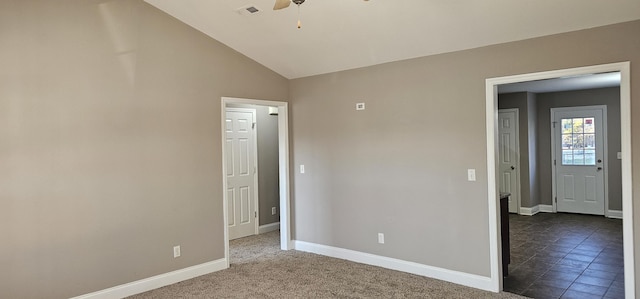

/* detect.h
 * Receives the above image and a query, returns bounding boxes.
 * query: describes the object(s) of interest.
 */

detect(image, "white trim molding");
[608,210,623,219]
[70,259,227,299]
[538,205,554,213]
[486,62,634,297]
[519,206,540,216]
[519,205,554,216]
[294,241,494,292]
[259,222,281,234]
[221,97,293,272]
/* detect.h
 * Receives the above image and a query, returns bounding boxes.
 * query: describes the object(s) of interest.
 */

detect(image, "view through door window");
[561,117,596,166]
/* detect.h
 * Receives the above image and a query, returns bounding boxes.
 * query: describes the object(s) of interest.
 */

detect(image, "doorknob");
[511,166,515,170]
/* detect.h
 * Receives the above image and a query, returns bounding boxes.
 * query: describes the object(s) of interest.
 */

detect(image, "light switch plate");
[300,165,305,174]
[467,169,476,181]
[617,152,622,159]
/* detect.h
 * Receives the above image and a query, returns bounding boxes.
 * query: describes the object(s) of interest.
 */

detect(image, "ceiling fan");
[273,0,306,28]
[273,0,304,11]
[273,0,369,10]
[273,0,369,28]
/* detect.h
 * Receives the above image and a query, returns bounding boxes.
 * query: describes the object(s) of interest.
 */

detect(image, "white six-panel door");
[226,108,258,240]
[498,109,520,213]
[552,106,606,215]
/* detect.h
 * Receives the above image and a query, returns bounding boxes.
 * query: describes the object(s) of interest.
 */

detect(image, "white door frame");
[225,107,260,239]
[550,105,609,216]
[221,97,292,268]
[498,108,521,214]
[485,62,634,298]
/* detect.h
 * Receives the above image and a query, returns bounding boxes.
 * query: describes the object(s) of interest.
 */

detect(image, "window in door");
[561,117,596,166]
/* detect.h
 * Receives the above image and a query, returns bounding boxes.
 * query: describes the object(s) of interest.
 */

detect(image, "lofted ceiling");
[145,0,640,79]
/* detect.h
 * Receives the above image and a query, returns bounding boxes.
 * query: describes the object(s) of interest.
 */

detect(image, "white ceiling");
[145,0,640,79]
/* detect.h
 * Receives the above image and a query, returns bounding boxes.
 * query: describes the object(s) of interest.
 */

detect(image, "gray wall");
[537,87,622,211]
[290,20,640,282]
[498,92,539,208]
[0,1,288,298]
[527,93,540,208]
[255,106,281,225]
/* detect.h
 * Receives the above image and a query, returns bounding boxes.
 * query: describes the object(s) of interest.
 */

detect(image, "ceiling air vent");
[236,5,261,16]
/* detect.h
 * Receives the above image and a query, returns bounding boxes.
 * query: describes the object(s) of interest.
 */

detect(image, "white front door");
[553,106,606,215]
[498,109,520,213]
[226,108,258,240]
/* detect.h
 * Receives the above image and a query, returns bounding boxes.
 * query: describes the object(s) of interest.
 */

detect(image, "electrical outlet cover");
[173,246,181,258]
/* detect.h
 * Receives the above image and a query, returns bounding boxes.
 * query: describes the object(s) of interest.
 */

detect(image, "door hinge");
[552,121,557,128]
[553,159,556,166]
[255,211,257,218]
[555,197,557,203]
[252,122,256,129]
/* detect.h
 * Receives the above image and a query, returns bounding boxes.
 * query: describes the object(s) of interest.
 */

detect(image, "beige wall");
[289,20,640,283]
[3,0,640,297]
[0,1,288,298]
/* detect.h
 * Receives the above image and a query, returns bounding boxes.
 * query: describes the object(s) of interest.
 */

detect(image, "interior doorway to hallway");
[485,62,634,298]
[221,97,292,268]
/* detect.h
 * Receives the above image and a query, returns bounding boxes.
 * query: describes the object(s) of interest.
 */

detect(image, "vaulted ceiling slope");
[145,0,640,79]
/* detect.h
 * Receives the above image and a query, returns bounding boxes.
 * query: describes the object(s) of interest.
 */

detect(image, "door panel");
[554,107,605,215]
[226,109,257,240]
[498,110,520,213]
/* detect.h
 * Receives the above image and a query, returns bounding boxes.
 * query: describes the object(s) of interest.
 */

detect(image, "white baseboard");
[293,241,494,292]
[539,205,554,213]
[70,258,227,299]
[259,222,280,234]
[519,204,553,216]
[608,210,623,219]
[519,205,539,216]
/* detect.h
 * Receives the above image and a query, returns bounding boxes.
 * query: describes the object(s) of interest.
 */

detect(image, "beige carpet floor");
[128,231,527,298]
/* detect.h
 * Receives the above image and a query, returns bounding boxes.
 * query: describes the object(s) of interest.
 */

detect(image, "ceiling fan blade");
[273,0,291,10]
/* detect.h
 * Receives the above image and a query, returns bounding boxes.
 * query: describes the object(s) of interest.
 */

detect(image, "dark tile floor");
[503,213,624,299]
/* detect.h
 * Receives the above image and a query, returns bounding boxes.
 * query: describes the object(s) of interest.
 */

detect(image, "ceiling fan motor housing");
[292,0,305,5]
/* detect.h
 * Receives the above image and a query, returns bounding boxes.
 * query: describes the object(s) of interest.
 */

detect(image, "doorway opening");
[221,97,292,268]
[485,62,634,298]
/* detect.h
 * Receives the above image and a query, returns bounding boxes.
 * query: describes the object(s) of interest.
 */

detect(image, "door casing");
[221,97,292,269]
[485,62,633,297]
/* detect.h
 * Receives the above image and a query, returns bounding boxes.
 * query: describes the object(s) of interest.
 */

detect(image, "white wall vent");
[236,5,261,15]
